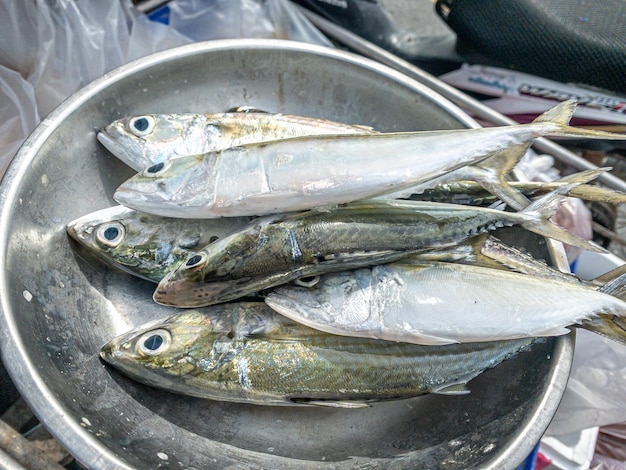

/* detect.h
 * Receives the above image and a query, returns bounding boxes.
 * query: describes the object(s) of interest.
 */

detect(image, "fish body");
[100,302,536,406]
[98,112,377,171]
[153,194,589,308]
[265,261,626,345]
[113,100,626,219]
[66,205,252,282]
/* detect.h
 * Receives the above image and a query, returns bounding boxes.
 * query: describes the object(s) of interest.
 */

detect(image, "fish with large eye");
[184,254,205,270]
[99,303,539,407]
[113,100,626,219]
[97,111,378,172]
[66,205,253,283]
[128,115,156,137]
[137,329,171,356]
[96,222,125,248]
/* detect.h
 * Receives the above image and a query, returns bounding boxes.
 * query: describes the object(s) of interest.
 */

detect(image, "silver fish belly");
[265,261,626,345]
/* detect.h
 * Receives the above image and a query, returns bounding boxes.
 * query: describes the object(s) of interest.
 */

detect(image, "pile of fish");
[69,100,626,407]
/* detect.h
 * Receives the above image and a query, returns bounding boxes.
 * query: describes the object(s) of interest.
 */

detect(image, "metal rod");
[296,6,626,193]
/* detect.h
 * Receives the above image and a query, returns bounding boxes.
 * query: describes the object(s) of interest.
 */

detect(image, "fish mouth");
[265,290,327,321]
[97,129,143,171]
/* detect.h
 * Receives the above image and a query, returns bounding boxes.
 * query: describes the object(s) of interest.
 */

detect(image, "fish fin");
[532,99,577,124]
[473,142,534,210]
[537,100,626,139]
[398,332,459,345]
[552,167,626,204]
[351,124,378,133]
[479,236,584,283]
[431,383,470,396]
[409,233,490,265]
[227,105,271,114]
[580,314,626,346]
[596,264,626,298]
[568,183,626,204]
[538,326,573,336]
[520,179,607,253]
[290,398,371,409]
[557,168,612,183]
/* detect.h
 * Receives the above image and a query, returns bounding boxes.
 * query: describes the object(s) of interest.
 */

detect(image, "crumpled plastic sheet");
[591,421,626,469]
[546,328,626,437]
[0,0,624,446]
[0,0,330,179]
[167,0,333,46]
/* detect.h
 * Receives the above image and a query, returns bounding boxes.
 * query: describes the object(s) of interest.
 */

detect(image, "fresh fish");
[153,188,599,308]
[113,100,626,219]
[265,260,626,345]
[99,301,537,407]
[98,112,377,171]
[419,234,626,346]
[66,205,252,282]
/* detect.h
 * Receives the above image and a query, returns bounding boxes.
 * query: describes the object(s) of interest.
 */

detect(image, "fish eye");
[142,161,170,177]
[184,253,206,269]
[294,275,320,287]
[146,162,164,174]
[141,162,170,177]
[137,329,171,356]
[95,222,125,248]
[128,115,155,137]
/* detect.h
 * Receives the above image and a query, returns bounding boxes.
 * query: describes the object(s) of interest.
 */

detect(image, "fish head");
[100,309,230,387]
[66,205,175,282]
[265,270,375,332]
[152,247,245,307]
[113,154,218,218]
[97,114,216,171]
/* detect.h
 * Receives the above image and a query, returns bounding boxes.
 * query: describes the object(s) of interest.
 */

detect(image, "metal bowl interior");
[0,39,572,469]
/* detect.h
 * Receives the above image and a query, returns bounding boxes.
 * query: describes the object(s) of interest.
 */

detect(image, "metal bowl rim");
[0,38,572,470]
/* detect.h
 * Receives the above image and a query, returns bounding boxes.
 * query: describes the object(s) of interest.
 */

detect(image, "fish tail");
[596,264,626,298]
[579,264,626,345]
[580,315,626,346]
[519,170,609,253]
[535,99,626,140]
[475,142,533,210]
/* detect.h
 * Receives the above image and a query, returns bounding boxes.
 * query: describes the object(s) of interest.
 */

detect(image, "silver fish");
[113,100,626,218]
[265,260,626,345]
[66,205,252,282]
[98,112,377,171]
[100,302,537,407]
[153,188,599,308]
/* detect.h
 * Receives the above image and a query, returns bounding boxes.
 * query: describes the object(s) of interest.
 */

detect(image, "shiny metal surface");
[0,39,573,469]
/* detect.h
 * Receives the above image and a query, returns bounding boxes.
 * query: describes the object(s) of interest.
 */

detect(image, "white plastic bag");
[0,0,191,178]
[167,0,333,45]
[0,0,329,179]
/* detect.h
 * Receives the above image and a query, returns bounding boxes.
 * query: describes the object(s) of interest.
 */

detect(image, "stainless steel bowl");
[0,39,573,469]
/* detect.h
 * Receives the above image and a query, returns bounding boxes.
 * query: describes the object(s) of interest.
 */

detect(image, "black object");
[0,358,20,415]
[435,0,626,95]
[290,0,461,74]
[291,0,413,58]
